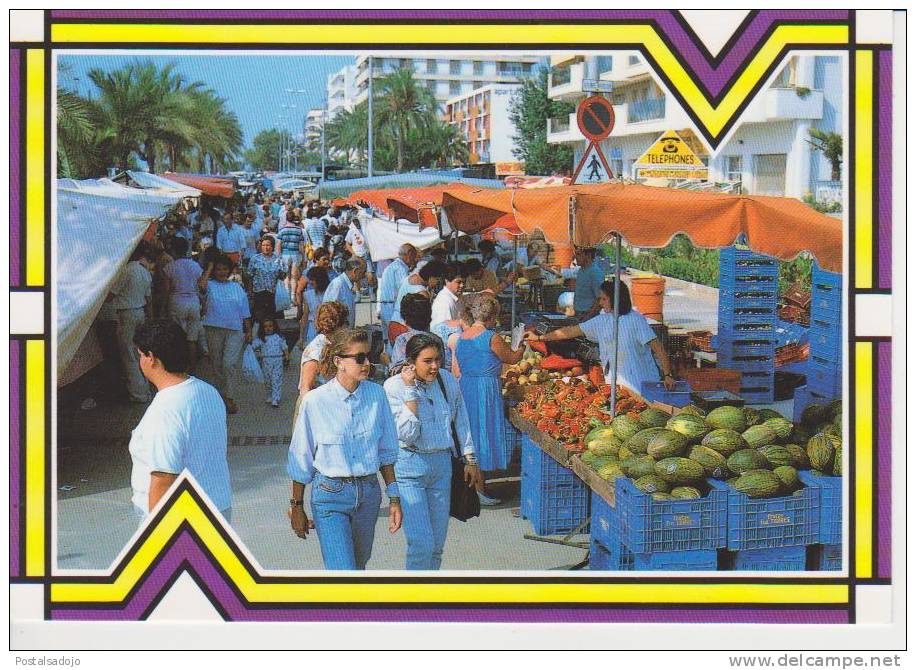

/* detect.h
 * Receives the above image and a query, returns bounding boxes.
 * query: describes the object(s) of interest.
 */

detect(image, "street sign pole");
[571,95,617,185]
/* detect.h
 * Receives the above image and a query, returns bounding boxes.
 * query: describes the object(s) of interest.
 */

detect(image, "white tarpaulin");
[57,181,181,378]
[359,214,447,262]
[126,170,202,197]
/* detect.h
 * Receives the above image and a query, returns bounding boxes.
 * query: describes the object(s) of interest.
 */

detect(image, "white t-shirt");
[129,376,231,513]
[202,280,250,330]
[578,309,660,393]
[345,224,368,258]
[430,285,459,327]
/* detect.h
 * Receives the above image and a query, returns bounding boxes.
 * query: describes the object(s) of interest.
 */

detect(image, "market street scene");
[56,49,845,574]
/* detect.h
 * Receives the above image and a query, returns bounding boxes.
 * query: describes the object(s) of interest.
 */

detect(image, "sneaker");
[477,491,501,506]
[271,401,280,408]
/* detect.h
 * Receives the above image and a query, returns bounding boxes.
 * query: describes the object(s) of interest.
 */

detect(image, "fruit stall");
[441,182,843,572]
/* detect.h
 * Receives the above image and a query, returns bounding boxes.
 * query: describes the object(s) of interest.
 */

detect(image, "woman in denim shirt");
[287,329,402,570]
[384,334,482,570]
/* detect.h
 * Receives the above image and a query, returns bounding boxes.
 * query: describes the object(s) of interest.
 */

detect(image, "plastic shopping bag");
[241,345,265,384]
[275,280,291,313]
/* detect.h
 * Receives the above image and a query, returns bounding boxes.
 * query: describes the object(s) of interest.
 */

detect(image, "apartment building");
[327,65,357,119]
[351,52,542,112]
[304,108,324,152]
[444,84,521,168]
[546,53,844,199]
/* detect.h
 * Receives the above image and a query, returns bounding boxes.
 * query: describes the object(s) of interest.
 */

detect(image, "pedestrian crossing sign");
[572,141,614,185]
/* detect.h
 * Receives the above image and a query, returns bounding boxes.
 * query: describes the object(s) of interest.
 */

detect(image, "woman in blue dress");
[453,293,523,505]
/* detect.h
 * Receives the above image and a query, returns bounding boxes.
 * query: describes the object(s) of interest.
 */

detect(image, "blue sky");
[57,52,351,148]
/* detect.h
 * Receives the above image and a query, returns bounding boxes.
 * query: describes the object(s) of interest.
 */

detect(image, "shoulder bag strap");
[435,374,462,460]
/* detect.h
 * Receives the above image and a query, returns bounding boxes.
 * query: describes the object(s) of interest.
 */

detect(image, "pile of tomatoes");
[515,379,648,451]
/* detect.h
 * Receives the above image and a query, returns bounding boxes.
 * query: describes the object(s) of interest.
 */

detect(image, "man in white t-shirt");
[128,318,231,520]
[430,262,465,327]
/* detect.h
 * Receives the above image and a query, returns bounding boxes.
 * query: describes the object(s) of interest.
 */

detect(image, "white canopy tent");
[358,213,448,262]
[124,170,203,198]
[57,180,183,379]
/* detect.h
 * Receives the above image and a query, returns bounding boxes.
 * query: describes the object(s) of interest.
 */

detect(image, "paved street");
[56,314,587,573]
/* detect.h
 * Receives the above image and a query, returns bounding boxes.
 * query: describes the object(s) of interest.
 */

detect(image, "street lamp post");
[367,56,374,177]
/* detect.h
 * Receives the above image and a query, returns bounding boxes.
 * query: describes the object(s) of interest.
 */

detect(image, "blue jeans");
[310,473,381,570]
[395,450,452,570]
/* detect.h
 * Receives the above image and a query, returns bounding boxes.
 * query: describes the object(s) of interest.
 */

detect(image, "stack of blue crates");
[588,482,726,571]
[717,247,780,404]
[520,436,590,535]
[798,471,843,571]
[806,264,842,403]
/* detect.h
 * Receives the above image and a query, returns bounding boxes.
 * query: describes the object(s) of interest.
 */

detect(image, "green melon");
[666,414,710,442]
[833,444,843,477]
[783,443,811,469]
[617,446,634,461]
[580,451,600,465]
[589,442,621,459]
[651,492,674,501]
[726,449,771,474]
[806,433,836,471]
[827,398,842,419]
[758,445,794,468]
[808,469,827,477]
[801,403,829,428]
[611,415,642,442]
[756,409,784,421]
[597,463,625,481]
[625,427,670,455]
[705,405,747,433]
[634,474,671,494]
[679,404,707,417]
[763,417,794,441]
[584,426,616,448]
[638,407,671,429]
[689,445,729,479]
[742,425,778,450]
[646,429,689,459]
[670,486,703,500]
[743,407,762,426]
[701,429,747,456]
[654,457,706,485]
[621,455,657,479]
[734,471,783,498]
[772,465,799,491]
[589,456,618,472]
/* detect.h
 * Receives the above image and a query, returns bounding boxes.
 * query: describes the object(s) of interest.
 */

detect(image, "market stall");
[441,182,843,572]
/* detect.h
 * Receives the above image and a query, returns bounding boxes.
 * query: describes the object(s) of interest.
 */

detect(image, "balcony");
[547,112,585,144]
[603,56,652,83]
[548,61,585,101]
[627,97,666,123]
[740,87,825,123]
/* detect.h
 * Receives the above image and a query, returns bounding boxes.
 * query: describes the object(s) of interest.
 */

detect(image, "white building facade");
[327,65,357,119]
[444,84,521,166]
[304,108,324,152]
[546,53,844,199]
[351,52,542,113]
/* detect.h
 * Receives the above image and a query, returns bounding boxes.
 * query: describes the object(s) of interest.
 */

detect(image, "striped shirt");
[578,309,660,393]
[277,225,305,256]
[305,218,328,249]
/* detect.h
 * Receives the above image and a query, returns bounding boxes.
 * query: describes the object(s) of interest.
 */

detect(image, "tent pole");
[511,235,518,330]
[608,233,622,417]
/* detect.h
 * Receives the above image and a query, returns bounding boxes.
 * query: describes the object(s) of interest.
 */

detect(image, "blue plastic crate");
[520,476,591,535]
[711,479,819,550]
[521,436,577,488]
[807,387,840,404]
[814,543,843,571]
[589,536,633,571]
[719,290,780,310]
[716,339,777,358]
[739,389,776,405]
[719,277,780,293]
[613,477,727,553]
[718,322,778,338]
[715,357,775,373]
[798,471,842,545]
[733,545,807,571]
[792,386,809,422]
[590,491,619,550]
[808,323,842,359]
[775,320,809,347]
[640,381,692,407]
[503,415,521,462]
[632,548,719,571]
[812,264,842,289]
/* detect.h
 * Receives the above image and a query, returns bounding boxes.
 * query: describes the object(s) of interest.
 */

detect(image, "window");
[426,59,438,74]
[629,55,641,66]
[473,81,484,91]
[450,80,461,95]
[772,57,798,88]
[753,154,787,196]
[450,60,461,75]
[427,80,437,94]
[473,60,484,75]
[596,56,613,74]
[551,64,572,87]
[726,155,743,183]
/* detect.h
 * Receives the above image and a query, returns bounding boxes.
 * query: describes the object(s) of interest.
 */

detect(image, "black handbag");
[436,375,480,522]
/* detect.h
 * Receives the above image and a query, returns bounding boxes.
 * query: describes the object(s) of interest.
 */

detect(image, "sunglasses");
[337,352,370,364]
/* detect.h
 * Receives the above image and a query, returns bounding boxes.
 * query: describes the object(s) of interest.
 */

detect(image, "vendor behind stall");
[525,279,675,393]
[572,247,605,319]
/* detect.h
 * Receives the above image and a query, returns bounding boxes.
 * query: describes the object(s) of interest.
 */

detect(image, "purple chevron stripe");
[10,341,21,577]
[50,531,848,623]
[877,51,893,290]
[876,341,892,579]
[49,10,849,99]
[10,49,21,286]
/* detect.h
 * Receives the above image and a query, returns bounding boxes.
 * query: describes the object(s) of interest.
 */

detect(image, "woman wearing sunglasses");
[287,329,402,569]
[384,334,481,570]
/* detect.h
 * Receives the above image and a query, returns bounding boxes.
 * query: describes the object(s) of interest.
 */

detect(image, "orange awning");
[160,173,236,199]
[441,183,842,272]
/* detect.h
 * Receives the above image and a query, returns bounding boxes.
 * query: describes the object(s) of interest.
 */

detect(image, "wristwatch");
[289,498,303,507]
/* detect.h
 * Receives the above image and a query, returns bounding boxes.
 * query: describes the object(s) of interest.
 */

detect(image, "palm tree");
[807,128,843,181]
[325,105,369,165]
[423,121,469,167]
[375,68,437,172]
[56,88,96,177]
